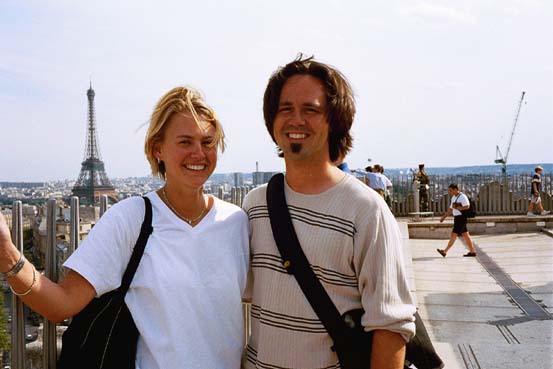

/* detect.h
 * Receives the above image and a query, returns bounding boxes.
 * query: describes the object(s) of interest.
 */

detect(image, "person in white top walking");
[437,183,477,257]
[527,165,550,216]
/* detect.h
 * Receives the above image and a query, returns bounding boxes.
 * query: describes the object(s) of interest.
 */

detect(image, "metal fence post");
[412,181,420,220]
[43,198,57,369]
[10,201,26,369]
[100,195,108,217]
[69,197,80,255]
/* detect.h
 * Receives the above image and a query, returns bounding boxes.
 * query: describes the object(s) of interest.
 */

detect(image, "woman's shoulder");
[212,196,248,221]
[107,194,149,217]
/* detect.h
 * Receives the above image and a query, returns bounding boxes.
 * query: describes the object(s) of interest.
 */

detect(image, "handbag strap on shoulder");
[266,173,348,345]
[119,196,154,295]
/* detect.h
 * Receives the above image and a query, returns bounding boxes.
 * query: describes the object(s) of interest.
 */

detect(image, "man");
[242,56,415,369]
[414,164,430,212]
[527,166,550,216]
[436,183,477,257]
[334,153,352,174]
[375,164,393,207]
[365,164,386,197]
[364,165,379,189]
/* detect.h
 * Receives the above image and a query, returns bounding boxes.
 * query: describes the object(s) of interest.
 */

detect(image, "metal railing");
[7,191,254,368]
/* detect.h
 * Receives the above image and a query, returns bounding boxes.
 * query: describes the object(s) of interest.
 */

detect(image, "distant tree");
[0,292,10,350]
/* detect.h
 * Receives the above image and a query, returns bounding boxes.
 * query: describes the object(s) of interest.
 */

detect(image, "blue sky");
[1,0,552,181]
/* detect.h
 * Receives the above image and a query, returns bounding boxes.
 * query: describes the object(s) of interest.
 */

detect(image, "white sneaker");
[541,210,551,215]
[527,212,536,217]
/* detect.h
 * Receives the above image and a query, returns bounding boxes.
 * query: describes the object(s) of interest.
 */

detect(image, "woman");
[0,86,250,368]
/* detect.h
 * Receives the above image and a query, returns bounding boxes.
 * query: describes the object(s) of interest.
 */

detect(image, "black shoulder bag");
[266,173,443,369]
[58,196,154,369]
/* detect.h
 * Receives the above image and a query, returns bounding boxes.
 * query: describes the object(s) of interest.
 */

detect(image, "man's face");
[448,188,458,196]
[272,74,330,162]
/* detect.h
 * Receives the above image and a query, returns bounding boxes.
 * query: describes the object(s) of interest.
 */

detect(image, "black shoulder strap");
[266,173,348,345]
[119,196,154,295]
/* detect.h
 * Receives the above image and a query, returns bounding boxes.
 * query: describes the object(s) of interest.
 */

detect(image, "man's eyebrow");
[278,101,322,108]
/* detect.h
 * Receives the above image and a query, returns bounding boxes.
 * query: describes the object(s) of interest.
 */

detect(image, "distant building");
[233,172,244,187]
[252,171,280,186]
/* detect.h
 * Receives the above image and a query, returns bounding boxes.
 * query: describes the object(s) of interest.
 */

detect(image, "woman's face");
[155,112,217,191]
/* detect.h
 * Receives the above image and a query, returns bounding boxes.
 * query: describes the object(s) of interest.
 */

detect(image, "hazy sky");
[1,0,552,181]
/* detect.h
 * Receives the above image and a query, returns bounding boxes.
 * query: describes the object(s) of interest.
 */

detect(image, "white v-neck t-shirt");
[64,192,250,369]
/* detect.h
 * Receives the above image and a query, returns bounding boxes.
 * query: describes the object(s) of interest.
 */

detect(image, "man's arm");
[371,329,406,369]
[440,207,453,222]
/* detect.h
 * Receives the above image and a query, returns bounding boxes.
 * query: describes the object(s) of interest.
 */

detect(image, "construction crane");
[495,91,526,175]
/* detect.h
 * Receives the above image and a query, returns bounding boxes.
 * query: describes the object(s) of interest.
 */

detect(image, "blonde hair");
[144,86,225,179]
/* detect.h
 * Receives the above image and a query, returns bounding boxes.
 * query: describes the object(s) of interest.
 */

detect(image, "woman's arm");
[0,212,95,323]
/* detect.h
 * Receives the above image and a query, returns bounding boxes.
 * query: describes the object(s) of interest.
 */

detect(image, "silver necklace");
[162,187,207,225]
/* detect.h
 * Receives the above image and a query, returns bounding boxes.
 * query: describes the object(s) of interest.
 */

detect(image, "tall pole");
[10,201,25,369]
[43,199,58,369]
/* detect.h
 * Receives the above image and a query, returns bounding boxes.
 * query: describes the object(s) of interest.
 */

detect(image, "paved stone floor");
[410,232,553,369]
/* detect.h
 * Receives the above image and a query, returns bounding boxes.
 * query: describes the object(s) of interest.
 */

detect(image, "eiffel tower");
[72,82,118,205]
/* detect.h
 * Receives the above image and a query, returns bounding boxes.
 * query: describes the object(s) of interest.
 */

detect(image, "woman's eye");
[278,107,292,113]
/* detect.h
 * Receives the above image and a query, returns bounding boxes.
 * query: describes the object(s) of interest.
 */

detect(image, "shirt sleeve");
[63,197,145,297]
[532,174,540,183]
[241,190,256,302]
[355,197,416,339]
[460,194,470,207]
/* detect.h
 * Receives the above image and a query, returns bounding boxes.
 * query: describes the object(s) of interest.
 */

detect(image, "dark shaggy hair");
[263,54,355,162]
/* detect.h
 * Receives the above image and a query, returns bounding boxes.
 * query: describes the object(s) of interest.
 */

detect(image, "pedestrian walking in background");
[527,165,550,216]
[437,183,477,258]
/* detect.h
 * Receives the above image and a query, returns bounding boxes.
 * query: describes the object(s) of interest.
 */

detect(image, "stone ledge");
[407,215,553,239]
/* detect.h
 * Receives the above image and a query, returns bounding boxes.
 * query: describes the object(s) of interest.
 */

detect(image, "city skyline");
[1,1,552,181]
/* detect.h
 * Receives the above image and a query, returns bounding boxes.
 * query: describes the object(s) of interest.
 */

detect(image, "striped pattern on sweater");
[241,174,416,369]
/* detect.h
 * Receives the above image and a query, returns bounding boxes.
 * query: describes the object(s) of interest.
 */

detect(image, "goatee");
[291,143,302,154]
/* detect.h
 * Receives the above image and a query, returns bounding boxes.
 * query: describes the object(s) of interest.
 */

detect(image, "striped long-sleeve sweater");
[241,174,416,369]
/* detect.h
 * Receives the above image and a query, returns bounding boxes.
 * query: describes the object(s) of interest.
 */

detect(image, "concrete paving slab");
[423,321,508,343]
[410,233,553,369]
[532,293,553,307]
[415,291,514,308]
[431,342,466,369]
[508,272,553,284]
[469,343,553,369]
[413,264,487,273]
[414,271,496,283]
[419,304,524,323]
[527,284,553,294]
[508,320,553,343]
[415,280,504,293]
[495,264,553,273]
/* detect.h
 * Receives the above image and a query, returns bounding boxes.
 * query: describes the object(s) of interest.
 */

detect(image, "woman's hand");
[0,211,14,250]
[0,211,19,273]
